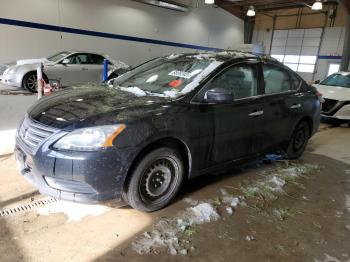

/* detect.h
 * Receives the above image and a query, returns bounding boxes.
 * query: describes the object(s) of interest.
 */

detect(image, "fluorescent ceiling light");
[205,0,215,4]
[312,0,322,10]
[247,6,255,16]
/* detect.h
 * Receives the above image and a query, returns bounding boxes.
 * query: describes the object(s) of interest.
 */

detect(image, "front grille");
[322,98,339,114]
[17,116,58,155]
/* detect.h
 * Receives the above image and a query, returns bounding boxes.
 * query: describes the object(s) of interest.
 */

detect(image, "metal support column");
[340,15,350,71]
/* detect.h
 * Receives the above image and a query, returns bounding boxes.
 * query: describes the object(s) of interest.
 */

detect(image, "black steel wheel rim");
[139,158,179,203]
[293,128,306,151]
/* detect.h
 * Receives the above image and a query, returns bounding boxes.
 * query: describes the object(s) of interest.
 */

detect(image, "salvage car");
[15,51,321,212]
[1,51,129,92]
[313,72,350,125]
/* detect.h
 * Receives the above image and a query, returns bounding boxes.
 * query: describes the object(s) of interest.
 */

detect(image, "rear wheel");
[124,147,184,212]
[22,72,38,93]
[285,121,310,160]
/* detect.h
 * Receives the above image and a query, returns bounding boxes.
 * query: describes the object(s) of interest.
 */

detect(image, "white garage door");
[270,28,322,82]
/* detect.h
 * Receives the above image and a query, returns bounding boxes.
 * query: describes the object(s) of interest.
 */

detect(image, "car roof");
[167,51,277,63]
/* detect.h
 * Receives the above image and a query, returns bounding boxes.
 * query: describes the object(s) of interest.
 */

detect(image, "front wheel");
[285,121,310,160]
[22,72,38,93]
[124,147,184,212]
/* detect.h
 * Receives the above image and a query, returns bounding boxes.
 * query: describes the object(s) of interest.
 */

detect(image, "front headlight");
[53,124,126,151]
[5,66,17,74]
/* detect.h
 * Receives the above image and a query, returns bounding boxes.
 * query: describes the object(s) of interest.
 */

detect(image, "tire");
[285,121,310,160]
[124,147,184,212]
[107,72,118,80]
[22,72,37,93]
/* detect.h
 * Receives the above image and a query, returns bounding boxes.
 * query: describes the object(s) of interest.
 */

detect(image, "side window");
[88,54,105,65]
[66,54,89,64]
[206,64,258,100]
[263,64,293,94]
[290,72,301,90]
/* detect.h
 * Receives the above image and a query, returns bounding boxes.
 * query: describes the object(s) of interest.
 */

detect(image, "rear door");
[85,54,105,83]
[257,62,303,152]
[56,53,94,86]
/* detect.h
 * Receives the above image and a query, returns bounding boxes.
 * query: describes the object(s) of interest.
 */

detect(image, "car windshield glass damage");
[47,52,70,62]
[113,56,221,97]
[320,73,350,88]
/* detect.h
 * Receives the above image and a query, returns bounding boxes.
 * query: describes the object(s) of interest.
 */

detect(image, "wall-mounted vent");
[133,0,190,12]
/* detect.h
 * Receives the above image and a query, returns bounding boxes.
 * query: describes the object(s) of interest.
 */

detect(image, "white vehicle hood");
[314,84,350,101]
[16,58,49,65]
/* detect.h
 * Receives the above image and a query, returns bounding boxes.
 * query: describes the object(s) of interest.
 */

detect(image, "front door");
[194,61,264,166]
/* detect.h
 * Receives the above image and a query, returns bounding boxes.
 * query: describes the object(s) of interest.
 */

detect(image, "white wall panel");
[0,0,244,65]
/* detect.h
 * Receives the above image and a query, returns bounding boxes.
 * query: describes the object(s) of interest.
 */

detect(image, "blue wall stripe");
[0,17,218,51]
[0,17,344,59]
[318,55,342,60]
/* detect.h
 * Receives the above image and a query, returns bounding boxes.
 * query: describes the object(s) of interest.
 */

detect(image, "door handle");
[249,110,264,117]
[82,67,88,71]
[290,104,301,109]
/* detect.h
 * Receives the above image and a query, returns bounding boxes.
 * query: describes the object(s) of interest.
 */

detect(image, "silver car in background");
[0,51,129,92]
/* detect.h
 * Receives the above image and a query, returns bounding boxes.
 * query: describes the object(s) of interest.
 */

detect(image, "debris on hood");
[167,54,181,60]
[119,86,147,97]
[180,61,223,94]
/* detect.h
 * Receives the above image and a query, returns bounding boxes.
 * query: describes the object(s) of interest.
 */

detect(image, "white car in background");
[314,72,350,125]
[0,51,129,92]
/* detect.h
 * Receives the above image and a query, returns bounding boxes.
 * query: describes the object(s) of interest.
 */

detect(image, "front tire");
[22,72,38,93]
[124,147,184,212]
[285,121,310,160]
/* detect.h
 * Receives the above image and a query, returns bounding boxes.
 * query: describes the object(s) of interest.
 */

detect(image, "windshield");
[320,73,350,88]
[113,56,221,97]
[47,52,70,62]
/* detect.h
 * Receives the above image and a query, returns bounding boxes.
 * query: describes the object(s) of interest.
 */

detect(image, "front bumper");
[321,103,350,121]
[1,73,22,87]
[15,134,135,204]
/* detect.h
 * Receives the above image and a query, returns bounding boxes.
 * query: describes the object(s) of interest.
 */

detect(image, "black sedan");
[15,51,320,212]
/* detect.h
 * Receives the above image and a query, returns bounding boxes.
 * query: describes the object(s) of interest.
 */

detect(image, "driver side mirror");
[314,80,320,84]
[205,88,234,103]
[61,58,70,65]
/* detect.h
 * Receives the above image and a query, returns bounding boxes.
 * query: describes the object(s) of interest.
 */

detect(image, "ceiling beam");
[215,0,245,20]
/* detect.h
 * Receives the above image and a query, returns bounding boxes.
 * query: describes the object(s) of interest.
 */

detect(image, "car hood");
[28,85,171,129]
[314,84,350,101]
[16,58,48,65]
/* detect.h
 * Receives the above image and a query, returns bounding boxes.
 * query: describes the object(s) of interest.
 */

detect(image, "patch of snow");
[37,200,110,223]
[226,207,233,215]
[180,61,223,94]
[182,198,198,206]
[163,90,179,98]
[187,203,220,224]
[119,86,147,97]
[281,167,299,177]
[132,202,219,255]
[346,195,350,213]
[245,235,256,241]
[314,253,345,262]
[230,197,240,207]
[268,176,286,192]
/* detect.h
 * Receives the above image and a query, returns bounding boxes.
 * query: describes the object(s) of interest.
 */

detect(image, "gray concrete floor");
[0,123,349,262]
